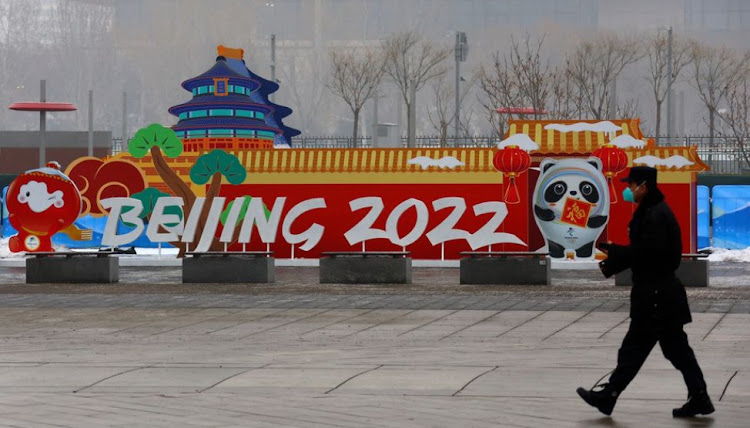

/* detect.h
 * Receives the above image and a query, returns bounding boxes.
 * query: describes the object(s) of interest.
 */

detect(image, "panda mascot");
[532,157,610,259]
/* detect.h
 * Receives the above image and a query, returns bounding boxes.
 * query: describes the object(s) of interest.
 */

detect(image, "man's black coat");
[600,188,692,325]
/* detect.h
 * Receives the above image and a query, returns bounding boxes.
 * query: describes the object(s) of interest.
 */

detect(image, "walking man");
[576,166,714,418]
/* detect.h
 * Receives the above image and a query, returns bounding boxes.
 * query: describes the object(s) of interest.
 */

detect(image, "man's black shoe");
[673,392,715,417]
[576,383,618,416]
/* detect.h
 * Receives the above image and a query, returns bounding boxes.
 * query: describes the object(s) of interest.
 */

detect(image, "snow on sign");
[496,134,539,152]
[544,121,622,139]
[608,134,648,149]
[407,156,465,170]
[633,155,694,168]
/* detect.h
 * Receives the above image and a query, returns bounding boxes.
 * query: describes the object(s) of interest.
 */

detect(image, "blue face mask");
[622,187,635,203]
[622,183,643,203]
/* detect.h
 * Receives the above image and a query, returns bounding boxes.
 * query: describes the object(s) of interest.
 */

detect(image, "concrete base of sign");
[26,256,119,284]
[320,253,412,284]
[460,255,551,285]
[615,259,709,287]
[182,254,275,283]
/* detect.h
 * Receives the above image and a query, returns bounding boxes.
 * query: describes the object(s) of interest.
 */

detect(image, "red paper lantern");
[493,146,531,204]
[593,145,628,203]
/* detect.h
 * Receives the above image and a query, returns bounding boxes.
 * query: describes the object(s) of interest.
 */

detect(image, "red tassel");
[608,177,618,204]
[504,177,520,204]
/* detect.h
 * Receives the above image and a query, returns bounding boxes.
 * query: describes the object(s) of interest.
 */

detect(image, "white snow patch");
[544,121,622,138]
[130,247,180,256]
[407,156,465,170]
[633,155,694,168]
[708,248,750,262]
[496,134,539,152]
[609,134,648,149]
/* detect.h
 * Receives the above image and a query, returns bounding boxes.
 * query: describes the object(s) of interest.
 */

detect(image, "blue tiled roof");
[168,96,273,115]
[169,54,300,146]
[173,117,280,132]
[181,60,260,92]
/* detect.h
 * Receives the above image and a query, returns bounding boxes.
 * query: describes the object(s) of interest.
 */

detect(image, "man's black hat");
[620,166,657,186]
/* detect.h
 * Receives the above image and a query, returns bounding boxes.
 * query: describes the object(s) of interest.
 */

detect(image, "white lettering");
[385,198,429,247]
[219,197,246,243]
[146,197,184,242]
[237,197,286,244]
[344,197,388,245]
[181,198,205,243]
[282,198,326,251]
[101,198,144,247]
[426,197,470,245]
[194,197,226,252]
[467,201,526,249]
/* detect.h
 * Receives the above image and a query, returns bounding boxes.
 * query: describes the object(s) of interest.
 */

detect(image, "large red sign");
[219,182,530,259]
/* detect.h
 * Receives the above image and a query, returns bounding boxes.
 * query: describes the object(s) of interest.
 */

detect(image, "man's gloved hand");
[599,259,615,278]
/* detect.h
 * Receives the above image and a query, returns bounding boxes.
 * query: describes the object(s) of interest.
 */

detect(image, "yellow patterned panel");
[247,151,256,170]
[546,128,554,151]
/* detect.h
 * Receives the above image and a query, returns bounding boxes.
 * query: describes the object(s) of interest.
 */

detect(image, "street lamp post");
[8,80,77,167]
[454,31,468,146]
[666,27,673,146]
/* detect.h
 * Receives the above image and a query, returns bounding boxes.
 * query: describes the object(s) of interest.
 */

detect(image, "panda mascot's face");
[532,157,610,259]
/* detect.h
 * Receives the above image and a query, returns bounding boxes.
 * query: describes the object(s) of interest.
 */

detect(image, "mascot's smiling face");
[6,167,82,237]
[16,181,65,213]
[542,173,601,206]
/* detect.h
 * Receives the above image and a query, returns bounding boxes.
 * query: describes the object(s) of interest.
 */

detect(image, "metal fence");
[109,135,750,175]
[290,135,500,149]
[673,136,750,175]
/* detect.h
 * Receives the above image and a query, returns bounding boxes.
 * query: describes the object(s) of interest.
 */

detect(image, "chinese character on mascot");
[6,161,90,252]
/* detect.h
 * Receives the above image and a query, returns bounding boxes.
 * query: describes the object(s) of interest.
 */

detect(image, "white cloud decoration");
[608,134,647,149]
[544,121,622,139]
[633,155,694,168]
[496,134,539,151]
[407,156,465,170]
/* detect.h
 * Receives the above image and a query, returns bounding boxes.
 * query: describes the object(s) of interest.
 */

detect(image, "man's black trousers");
[608,321,707,395]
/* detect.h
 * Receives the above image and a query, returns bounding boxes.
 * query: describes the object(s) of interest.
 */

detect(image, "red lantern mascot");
[6,162,84,252]
[592,145,628,203]
[493,146,531,205]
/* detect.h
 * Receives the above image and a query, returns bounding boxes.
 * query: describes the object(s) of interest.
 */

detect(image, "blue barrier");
[712,185,750,249]
[697,185,710,250]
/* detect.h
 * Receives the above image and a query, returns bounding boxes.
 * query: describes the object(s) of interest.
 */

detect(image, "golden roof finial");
[217,45,244,60]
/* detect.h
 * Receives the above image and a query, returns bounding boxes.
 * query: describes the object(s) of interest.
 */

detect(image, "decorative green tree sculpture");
[123,188,183,227]
[190,150,246,237]
[128,124,195,214]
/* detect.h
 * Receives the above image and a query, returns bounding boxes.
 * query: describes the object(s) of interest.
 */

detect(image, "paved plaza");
[0,264,748,427]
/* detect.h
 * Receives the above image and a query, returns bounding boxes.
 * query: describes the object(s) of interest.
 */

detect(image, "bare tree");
[547,69,580,120]
[718,75,750,170]
[477,51,518,139]
[689,41,749,147]
[426,73,475,146]
[476,33,556,138]
[382,31,451,146]
[644,31,691,143]
[0,0,45,130]
[327,48,386,147]
[617,98,641,121]
[566,33,642,119]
